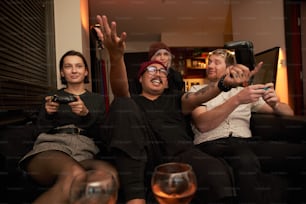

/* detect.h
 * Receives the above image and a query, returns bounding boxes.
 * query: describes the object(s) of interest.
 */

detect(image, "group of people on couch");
[18,14,306,204]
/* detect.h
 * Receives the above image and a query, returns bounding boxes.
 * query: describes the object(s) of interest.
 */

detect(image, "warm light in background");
[275,48,289,104]
[80,0,89,39]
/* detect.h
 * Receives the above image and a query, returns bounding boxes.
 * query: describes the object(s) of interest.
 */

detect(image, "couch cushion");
[250,113,306,143]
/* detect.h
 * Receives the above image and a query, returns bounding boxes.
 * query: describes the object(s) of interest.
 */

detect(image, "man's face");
[206,54,228,82]
[139,63,169,95]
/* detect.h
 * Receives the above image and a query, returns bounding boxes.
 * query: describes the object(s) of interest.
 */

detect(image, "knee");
[93,162,119,186]
[61,163,85,181]
[54,164,85,198]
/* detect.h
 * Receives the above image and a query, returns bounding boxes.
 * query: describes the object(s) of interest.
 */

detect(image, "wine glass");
[69,170,118,204]
[151,162,197,204]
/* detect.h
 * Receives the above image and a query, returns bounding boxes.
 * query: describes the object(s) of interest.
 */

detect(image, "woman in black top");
[19,50,118,204]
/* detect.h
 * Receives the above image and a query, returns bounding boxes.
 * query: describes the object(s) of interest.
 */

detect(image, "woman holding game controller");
[189,49,306,203]
[19,50,118,204]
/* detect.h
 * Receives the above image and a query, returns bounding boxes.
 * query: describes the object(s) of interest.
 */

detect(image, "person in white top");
[190,49,293,144]
[189,49,306,203]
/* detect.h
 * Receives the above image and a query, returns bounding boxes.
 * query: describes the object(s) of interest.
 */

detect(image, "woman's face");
[206,54,228,82]
[151,49,172,68]
[60,55,88,85]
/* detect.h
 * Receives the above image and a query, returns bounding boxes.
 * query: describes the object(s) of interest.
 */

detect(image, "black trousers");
[197,136,306,204]
[104,98,236,203]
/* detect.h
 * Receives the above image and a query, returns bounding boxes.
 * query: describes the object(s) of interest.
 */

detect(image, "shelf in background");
[170,47,216,77]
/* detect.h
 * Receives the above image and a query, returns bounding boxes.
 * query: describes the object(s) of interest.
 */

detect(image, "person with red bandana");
[95,15,262,204]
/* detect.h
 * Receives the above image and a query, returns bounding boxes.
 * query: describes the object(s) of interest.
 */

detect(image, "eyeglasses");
[146,66,168,76]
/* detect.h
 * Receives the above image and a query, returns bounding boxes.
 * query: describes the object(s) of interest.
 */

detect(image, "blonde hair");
[208,49,236,67]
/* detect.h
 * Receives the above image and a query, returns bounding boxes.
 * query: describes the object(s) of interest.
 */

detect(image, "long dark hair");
[59,50,90,84]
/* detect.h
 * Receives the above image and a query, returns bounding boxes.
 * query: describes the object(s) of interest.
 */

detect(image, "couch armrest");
[0,123,36,167]
[250,113,306,142]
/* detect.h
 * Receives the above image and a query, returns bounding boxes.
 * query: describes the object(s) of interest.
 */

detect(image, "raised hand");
[224,61,263,88]
[94,15,130,97]
[94,15,127,60]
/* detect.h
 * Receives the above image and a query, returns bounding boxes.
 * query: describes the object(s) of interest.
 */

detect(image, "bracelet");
[217,75,232,92]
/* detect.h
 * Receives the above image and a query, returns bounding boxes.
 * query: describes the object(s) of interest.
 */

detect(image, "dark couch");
[250,113,306,203]
[0,120,42,204]
[1,113,306,203]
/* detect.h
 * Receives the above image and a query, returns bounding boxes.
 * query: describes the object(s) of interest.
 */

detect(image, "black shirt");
[132,90,193,158]
[36,88,106,139]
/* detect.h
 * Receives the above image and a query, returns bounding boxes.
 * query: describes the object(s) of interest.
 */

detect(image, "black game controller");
[51,94,77,104]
